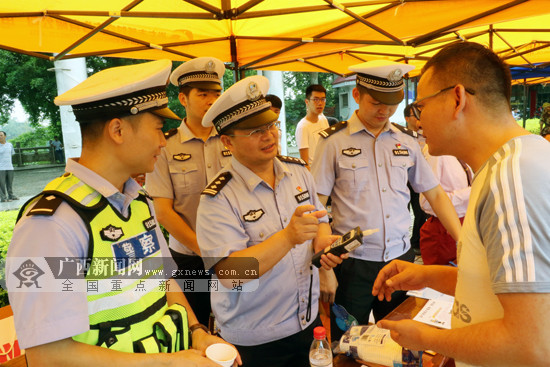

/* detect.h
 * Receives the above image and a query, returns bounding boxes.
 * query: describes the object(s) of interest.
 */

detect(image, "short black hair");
[78,113,138,144]
[305,84,326,99]
[422,41,511,112]
[265,94,282,109]
[0,131,6,137]
[178,85,194,96]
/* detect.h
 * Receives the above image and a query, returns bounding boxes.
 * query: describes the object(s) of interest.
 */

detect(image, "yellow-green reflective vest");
[20,173,189,353]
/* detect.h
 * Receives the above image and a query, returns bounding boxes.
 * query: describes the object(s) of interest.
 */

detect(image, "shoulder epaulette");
[164,128,178,139]
[391,122,418,138]
[26,194,64,217]
[319,120,347,139]
[277,155,307,166]
[201,171,232,197]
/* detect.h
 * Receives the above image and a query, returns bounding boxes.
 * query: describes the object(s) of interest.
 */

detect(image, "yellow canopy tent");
[1,0,550,76]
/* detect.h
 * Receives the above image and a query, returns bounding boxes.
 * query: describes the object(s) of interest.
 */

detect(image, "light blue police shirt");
[311,111,439,262]
[196,156,327,346]
[6,159,174,349]
[146,120,231,255]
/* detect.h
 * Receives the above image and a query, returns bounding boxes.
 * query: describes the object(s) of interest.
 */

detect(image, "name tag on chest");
[392,149,409,156]
[295,190,310,203]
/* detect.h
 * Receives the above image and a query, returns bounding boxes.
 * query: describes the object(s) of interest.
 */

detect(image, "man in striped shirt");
[373,42,550,367]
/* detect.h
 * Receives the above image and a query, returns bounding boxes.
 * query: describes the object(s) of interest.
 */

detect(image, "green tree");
[0,51,339,145]
[0,118,34,140]
[0,50,59,133]
[10,126,51,147]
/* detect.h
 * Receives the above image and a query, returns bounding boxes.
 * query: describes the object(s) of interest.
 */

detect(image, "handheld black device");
[312,227,378,268]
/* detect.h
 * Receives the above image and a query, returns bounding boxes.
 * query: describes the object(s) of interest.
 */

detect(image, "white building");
[332,75,416,126]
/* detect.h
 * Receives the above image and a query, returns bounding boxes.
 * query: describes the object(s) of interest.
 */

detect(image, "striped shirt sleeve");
[476,137,550,294]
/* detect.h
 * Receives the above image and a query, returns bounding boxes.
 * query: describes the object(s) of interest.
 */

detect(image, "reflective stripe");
[64,180,85,196]
[81,190,101,206]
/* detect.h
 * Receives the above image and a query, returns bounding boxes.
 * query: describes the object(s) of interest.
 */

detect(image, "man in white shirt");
[0,130,17,202]
[295,84,329,168]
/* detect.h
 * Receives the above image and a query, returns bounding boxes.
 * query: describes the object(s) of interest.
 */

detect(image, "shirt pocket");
[337,158,369,191]
[389,155,414,192]
[169,162,202,194]
[241,210,278,245]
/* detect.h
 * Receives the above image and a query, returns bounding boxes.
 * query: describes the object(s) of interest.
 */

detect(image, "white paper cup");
[205,343,237,367]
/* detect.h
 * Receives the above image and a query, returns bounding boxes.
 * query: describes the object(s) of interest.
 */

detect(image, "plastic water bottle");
[309,326,333,367]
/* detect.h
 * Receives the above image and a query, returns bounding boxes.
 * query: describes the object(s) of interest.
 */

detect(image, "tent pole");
[522,79,529,129]
[233,63,239,83]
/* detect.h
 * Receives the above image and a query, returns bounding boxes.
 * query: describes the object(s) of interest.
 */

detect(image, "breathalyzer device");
[311,227,379,268]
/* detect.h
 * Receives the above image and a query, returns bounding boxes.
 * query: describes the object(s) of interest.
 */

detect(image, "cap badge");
[387,68,403,82]
[246,81,262,101]
[205,60,216,74]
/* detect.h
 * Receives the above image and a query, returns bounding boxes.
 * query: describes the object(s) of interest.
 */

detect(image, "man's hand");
[313,233,339,253]
[314,234,347,270]
[192,329,242,366]
[319,268,338,303]
[376,319,436,352]
[372,260,427,302]
[283,205,327,246]
[319,252,346,270]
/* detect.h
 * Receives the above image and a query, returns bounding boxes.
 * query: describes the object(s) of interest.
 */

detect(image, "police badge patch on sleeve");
[243,209,265,222]
[342,148,361,157]
[100,224,124,242]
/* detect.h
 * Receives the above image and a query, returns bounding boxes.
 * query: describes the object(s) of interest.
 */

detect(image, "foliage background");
[283,72,337,146]
[0,210,17,308]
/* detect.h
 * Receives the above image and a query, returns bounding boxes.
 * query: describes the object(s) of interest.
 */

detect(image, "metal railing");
[12,146,57,167]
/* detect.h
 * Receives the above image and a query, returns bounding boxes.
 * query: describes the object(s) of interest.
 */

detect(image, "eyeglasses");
[308,98,326,104]
[411,86,475,120]
[226,121,280,138]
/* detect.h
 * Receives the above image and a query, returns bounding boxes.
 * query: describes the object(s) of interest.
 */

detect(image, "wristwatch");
[189,323,210,335]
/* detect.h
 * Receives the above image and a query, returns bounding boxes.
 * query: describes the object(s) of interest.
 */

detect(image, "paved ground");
[0,165,66,212]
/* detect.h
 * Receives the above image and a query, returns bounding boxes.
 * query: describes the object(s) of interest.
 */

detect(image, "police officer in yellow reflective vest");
[6,60,240,367]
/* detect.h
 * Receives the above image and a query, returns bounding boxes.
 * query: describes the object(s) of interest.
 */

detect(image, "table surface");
[1,355,26,367]
[1,297,453,367]
[333,296,454,367]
